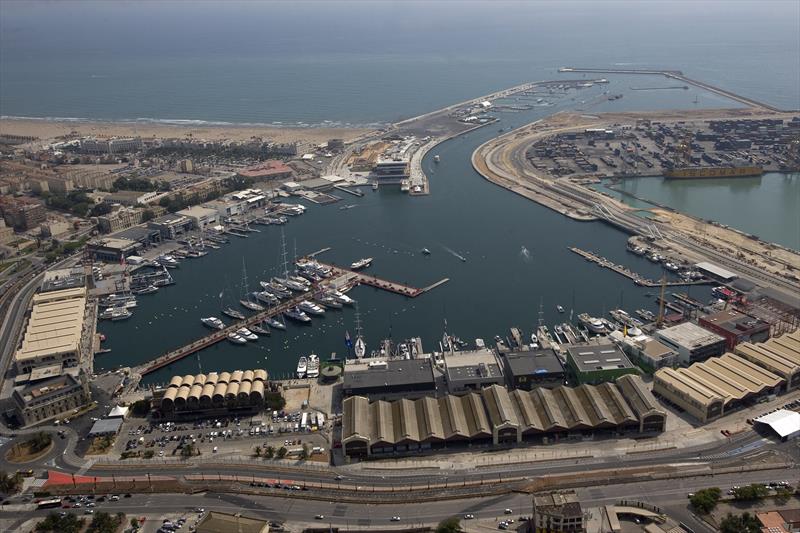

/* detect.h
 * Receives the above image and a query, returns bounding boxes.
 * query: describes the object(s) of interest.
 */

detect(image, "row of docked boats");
[296,354,319,379]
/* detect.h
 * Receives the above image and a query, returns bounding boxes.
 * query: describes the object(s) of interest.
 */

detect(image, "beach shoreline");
[0,118,374,145]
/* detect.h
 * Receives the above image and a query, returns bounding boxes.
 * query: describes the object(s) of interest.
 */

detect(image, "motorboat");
[249,324,271,336]
[201,317,225,330]
[284,306,311,323]
[132,285,158,295]
[350,258,373,270]
[314,294,342,309]
[421,248,431,255]
[275,277,309,292]
[556,305,565,313]
[264,316,286,330]
[227,333,247,345]
[296,356,308,378]
[306,354,320,378]
[298,300,325,316]
[327,289,354,305]
[578,313,608,334]
[100,307,132,321]
[99,293,136,307]
[156,255,180,268]
[236,327,259,341]
[222,307,246,320]
[255,291,280,305]
[240,298,265,312]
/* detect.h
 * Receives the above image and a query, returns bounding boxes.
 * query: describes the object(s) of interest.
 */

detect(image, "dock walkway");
[569,247,711,288]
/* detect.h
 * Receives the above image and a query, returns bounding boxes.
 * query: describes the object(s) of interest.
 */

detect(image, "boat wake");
[443,246,467,262]
[520,245,532,263]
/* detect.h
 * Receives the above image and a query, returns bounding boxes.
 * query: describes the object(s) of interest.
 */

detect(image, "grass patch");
[86,435,115,455]
[5,439,54,464]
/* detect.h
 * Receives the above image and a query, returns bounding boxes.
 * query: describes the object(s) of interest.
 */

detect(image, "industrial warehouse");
[341,375,665,458]
[652,330,800,423]
[156,369,268,417]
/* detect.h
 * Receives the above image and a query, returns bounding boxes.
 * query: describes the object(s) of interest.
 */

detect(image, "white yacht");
[265,316,286,330]
[354,337,366,359]
[327,289,354,305]
[284,307,311,323]
[201,317,225,330]
[236,327,259,341]
[578,313,608,334]
[306,354,320,378]
[296,356,308,378]
[350,257,373,270]
[227,332,247,345]
[298,300,325,316]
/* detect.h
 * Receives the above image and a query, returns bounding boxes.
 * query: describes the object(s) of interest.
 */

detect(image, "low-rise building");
[443,348,505,393]
[372,159,409,183]
[177,205,219,230]
[734,332,800,390]
[343,359,437,399]
[0,196,46,231]
[156,369,268,418]
[610,331,677,370]
[699,309,770,351]
[502,349,566,390]
[655,322,726,365]
[87,236,142,262]
[532,491,585,533]
[148,213,194,239]
[11,368,91,427]
[565,342,637,385]
[96,206,145,234]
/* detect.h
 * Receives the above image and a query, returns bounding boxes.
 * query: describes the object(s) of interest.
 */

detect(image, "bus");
[36,498,63,509]
[300,412,308,429]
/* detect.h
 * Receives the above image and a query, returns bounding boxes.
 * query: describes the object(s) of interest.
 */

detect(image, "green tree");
[689,487,721,514]
[0,471,23,494]
[300,443,309,460]
[719,512,761,533]
[87,510,123,533]
[435,517,462,533]
[264,446,275,459]
[276,446,287,459]
[181,443,195,458]
[129,399,150,416]
[143,449,154,459]
[775,486,793,503]
[35,512,85,533]
[29,432,52,453]
[254,446,262,458]
[141,209,155,222]
[732,484,769,501]
[130,517,140,529]
[89,202,113,217]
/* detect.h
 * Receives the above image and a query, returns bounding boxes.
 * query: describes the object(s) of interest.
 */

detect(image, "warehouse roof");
[503,349,564,377]
[15,290,86,362]
[653,368,725,407]
[444,349,504,382]
[87,418,123,436]
[343,359,435,393]
[566,343,634,373]
[695,261,738,281]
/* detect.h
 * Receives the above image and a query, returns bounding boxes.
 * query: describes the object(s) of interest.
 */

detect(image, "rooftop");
[444,348,504,382]
[753,409,800,438]
[16,288,86,362]
[701,309,769,334]
[87,418,123,436]
[177,206,218,219]
[236,160,292,179]
[343,359,435,392]
[695,261,738,281]
[657,322,725,350]
[533,491,583,517]
[566,343,634,373]
[503,349,564,376]
[88,237,139,251]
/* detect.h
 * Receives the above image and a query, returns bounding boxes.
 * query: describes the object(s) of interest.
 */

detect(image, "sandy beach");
[0,118,373,145]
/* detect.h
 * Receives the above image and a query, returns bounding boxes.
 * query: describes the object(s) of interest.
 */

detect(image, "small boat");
[227,332,247,345]
[249,324,271,336]
[350,257,373,270]
[314,294,342,309]
[236,327,259,341]
[421,248,431,255]
[132,285,158,295]
[296,356,308,378]
[434,155,440,163]
[556,305,565,313]
[284,306,311,323]
[372,182,379,191]
[222,307,246,320]
[264,317,286,330]
[306,354,320,378]
[299,300,325,316]
[201,317,225,330]
[255,291,280,305]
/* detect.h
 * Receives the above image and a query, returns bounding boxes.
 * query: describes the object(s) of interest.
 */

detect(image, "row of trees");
[36,511,124,533]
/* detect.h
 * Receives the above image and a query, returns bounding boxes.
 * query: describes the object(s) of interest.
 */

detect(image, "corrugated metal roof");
[753,409,800,438]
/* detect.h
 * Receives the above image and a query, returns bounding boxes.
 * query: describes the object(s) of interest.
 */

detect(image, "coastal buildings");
[96,206,146,234]
[176,206,218,230]
[341,376,665,458]
[80,137,143,155]
[698,309,771,350]
[87,237,142,262]
[236,160,294,181]
[148,213,194,240]
[371,159,410,184]
[655,322,726,365]
[10,367,91,427]
[342,359,438,400]
[531,490,585,533]
[443,348,506,393]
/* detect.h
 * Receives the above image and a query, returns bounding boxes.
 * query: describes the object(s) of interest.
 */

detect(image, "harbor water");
[97,78,729,384]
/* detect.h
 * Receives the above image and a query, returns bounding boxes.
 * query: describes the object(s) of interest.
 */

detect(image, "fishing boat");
[298,300,325,316]
[306,354,320,378]
[284,306,311,323]
[222,307,246,320]
[227,332,247,345]
[350,257,373,270]
[249,323,271,336]
[201,317,225,330]
[236,327,259,341]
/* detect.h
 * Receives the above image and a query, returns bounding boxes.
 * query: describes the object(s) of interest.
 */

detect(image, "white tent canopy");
[753,409,800,439]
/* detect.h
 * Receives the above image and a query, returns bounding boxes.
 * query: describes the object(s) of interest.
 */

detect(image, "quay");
[135,261,448,376]
[334,185,364,197]
[568,247,711,288]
